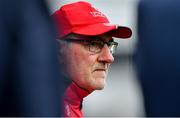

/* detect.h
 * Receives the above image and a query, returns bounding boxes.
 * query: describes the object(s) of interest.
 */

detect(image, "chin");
[94,82,106,90]
[96,86,105,90]
[87,77,106,91]
[98,79,106,89]
[87,83,105,92]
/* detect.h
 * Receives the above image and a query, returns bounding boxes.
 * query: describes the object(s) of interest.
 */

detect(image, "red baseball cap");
[52,1,132,39]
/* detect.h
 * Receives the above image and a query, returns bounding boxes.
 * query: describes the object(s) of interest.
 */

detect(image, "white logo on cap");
[91,5,100,11]
[90,12,106,17]
[90,5,106,17]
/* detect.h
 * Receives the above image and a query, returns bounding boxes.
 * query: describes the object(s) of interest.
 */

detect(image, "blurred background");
[46,0,144,117]
[1,0,180,117]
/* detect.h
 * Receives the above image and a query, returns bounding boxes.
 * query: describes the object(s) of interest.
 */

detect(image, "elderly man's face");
[59,34,114,92]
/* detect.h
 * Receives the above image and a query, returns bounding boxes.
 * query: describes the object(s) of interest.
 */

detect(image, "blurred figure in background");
[0,0,65,116]
[136,0,180,116]
[52,1,132,117]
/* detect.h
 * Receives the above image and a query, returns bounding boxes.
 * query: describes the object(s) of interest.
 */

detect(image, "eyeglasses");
[59,37,118,54]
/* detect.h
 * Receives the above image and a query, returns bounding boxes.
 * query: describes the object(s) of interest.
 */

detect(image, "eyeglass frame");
[57,36,118,54]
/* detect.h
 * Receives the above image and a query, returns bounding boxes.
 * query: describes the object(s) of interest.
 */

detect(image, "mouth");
[93,68,107,73]
[92,68,108,78]
[95,69,106,71]
[93,65,109,74]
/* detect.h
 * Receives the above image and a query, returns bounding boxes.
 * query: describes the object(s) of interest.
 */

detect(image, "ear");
[58,43,68,64]
[58,40,65,54]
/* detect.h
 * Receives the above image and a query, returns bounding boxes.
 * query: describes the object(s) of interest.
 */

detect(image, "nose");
[98,44,114,64]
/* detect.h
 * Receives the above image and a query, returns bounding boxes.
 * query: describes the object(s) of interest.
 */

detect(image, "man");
[52,1,132,117]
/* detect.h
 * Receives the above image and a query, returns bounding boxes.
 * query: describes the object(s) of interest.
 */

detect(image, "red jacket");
[62,82,91,117]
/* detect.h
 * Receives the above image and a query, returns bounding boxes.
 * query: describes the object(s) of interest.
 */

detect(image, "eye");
[90,41,104,48]
[90,41,97,46]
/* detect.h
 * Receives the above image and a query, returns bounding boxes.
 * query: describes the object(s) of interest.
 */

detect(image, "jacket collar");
[63,82,91,106]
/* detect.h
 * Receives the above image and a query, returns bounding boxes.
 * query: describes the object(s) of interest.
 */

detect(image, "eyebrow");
[95,36,114,42]
[60,35,114,42]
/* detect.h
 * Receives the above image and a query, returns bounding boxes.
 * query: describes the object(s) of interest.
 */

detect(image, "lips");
[95,69,106,71]
[93,68,107,74]
[93,64,109,73]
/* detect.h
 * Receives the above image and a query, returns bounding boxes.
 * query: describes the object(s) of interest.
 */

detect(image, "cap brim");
[111,26,132,38]
[71,23,132,38]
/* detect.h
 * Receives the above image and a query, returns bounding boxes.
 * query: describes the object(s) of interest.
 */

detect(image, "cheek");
[67,51,93,79]
[71,53,100,90]
[61,46,100,91]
